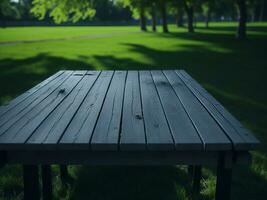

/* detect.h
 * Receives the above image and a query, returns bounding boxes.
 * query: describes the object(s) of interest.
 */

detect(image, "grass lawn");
[0,22,266,200]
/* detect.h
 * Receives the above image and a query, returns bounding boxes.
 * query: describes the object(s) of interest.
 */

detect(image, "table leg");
[215,153,233,200]
[23,165,40,200]
[192,165,202,199]
[42,165,52,200]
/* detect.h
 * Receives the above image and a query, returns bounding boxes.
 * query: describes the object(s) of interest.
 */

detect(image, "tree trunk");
[206,8,211,28]
[152,4,157,32]
[251,9,255,22]
[176,7,184,27]
[140,5,147,31]
[185,4,194,33]
[161,1,169,33]
[236,0,247,39]
[260,0,265,21]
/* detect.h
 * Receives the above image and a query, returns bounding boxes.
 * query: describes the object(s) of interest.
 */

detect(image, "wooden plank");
[90,71,127,151]
[120,71,146,151]
[139,71,174,151]
[0,72,85,144]
[0,71,64,117]
[176,71,249,150]
[27,71,100,145]
[59,71,114,148]
[179,70,260,148]
[151,71,203,150]
[0,71,70,127]
[0,71,72,132]
[163,70,231,150]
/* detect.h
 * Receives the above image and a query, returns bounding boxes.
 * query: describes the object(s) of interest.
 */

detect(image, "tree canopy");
[31,0,96,23]
[0,0,20,20]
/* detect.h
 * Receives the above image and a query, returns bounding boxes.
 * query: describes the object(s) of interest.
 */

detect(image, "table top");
[0,70,259,152]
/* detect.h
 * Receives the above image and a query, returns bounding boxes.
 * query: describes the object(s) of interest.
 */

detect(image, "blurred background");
[0,0,266,199]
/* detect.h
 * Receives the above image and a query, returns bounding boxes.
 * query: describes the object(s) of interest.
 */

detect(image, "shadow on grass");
[195,25,267,33]
[0,26,266,200]
[0,53,96,104]
[231,165,267,200]
[70,166,191,200]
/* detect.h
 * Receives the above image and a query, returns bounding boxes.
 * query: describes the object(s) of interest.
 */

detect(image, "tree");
[169,0,184,27]
[17,0,34,20]
[150,1,157,32]
[184,0,195,33]
[0,0,20,27]
[118,0,149,31]
[159,0,169,33]
[93,0,132,21]
[139,0,147,31]
[202,0,214,28]
[236,0,247,39]
[176,1,185,27]
[259,0,265,21]
[31,0,96,24]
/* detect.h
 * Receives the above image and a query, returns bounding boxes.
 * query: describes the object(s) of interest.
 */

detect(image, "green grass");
[0,26,140,42]
[0,22,266,200]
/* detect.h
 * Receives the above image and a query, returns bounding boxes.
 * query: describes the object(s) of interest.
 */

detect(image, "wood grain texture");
[139,71,174,151]
[0,71,84,144]
[90,71,127,151]
[0,71,64,117]
[27,71,100,145]
[151,70,203,150]
[120,71,146,151]
[0,71,72,134]
[59,71,114,148]
[176,71,249,150]
[178,70,260,149]
[163,70,232,150]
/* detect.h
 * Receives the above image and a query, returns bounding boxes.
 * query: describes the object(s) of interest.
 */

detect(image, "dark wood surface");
[0,70,259,152]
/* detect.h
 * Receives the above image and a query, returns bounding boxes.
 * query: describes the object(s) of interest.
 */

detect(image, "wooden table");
[0,70,259,200]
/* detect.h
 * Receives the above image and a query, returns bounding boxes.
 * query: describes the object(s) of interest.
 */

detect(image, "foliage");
[0,0,20,20]
[93,0,132,21]
[0,0,266,23]
[116,0,150,19]
[31,0,96,23]
[17,0,34,20]
[169,0,183,14]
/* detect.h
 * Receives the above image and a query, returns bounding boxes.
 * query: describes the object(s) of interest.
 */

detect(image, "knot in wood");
[59,88,66,94]
[135,115,142,120]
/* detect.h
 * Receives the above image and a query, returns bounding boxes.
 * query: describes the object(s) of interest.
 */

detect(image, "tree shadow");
[70,166,192,200]
[231,164,267,200]
[0,53,95,104]
[195,25,267,33]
